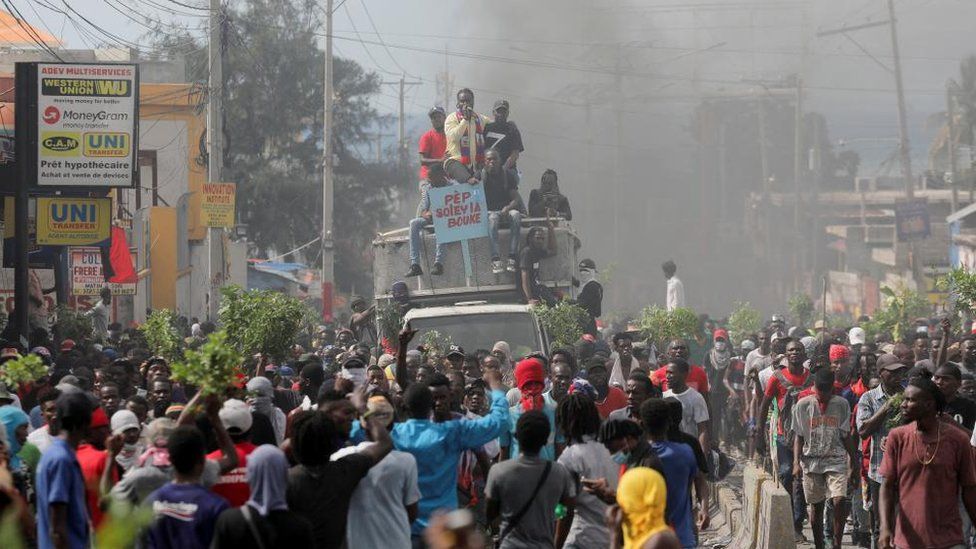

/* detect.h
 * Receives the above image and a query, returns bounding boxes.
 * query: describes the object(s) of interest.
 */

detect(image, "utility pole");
[947,80,958,213]
[438,45,453,109]
[382,77,422,176]
[206,0,224,321]
[793,75,803,292]
[322,0,335,322]
[887,0,915,198]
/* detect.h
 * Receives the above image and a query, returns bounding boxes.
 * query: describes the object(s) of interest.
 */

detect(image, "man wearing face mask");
[340,356,368,392]
[572,259,603,337]
[500,358,564,461]
[704,329,732,441]
[246,376,286,445]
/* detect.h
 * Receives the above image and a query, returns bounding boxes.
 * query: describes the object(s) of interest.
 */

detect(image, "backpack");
[773,369,813,444]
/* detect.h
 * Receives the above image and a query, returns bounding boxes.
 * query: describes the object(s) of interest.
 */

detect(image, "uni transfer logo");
[43,106,60,125]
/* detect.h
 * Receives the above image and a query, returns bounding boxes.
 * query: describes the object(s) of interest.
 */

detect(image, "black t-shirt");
[483,169,517,211]
[211,508,315,549]
[669,429,708,474]
[517,246,547,300]
[484,120,524,165]
[286,454,373,549]
[945,396,976,430]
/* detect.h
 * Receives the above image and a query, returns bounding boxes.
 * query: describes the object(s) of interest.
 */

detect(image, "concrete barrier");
[755,478,797,549]
[729,465,766,549]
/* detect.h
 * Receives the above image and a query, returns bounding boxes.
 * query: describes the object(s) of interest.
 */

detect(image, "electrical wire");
[2,0,64,60]
[357,0,417,79]
[341,1,396,76]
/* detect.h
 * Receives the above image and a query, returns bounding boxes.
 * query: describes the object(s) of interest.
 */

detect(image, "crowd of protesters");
[4,278,976,549]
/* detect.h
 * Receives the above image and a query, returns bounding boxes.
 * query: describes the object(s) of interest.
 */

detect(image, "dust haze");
[425,0,976,319]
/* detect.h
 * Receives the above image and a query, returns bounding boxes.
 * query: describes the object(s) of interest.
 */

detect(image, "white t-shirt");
[27,424,53,454]
[609,354,640,389]
[557,437,619,548]
[664,387,709,438]
[332,442,421,549]
[744,348,771,376]
[666,277,685,311]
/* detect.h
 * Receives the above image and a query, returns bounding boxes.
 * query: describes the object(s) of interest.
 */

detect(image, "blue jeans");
[409,217,443,265]
[488,209,521,260]
[777,439,807,531]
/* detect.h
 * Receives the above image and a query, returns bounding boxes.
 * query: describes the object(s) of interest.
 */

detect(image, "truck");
[372,219,580,358]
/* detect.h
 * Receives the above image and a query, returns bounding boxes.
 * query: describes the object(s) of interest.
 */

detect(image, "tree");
[146,0,404,296]
[727,302,762,345]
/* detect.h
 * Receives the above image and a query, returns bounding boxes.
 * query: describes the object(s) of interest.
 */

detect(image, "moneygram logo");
[43,106,60,125]
[83,132,129,158]
[40,131,80,156]
[61,110,129,122]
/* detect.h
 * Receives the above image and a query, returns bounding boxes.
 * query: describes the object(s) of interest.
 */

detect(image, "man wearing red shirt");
[76,407,115,527]
[757,338,812,541]
[417,106,447,187]
[651,339,711,395]
[206,399,257,507]
[587,360,628,419]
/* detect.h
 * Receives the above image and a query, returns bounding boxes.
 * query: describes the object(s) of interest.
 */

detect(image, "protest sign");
[427,183,490,244]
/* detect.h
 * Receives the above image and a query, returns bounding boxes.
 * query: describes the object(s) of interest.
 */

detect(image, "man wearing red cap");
[704,329,733,441]
[500,358,564,461]
[76,406,116,527]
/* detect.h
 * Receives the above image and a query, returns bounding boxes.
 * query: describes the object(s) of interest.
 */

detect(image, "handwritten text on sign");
[427,183,490,244]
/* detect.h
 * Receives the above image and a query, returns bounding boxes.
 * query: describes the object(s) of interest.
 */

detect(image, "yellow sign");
[36,197,111,245]
[201,182,236,228]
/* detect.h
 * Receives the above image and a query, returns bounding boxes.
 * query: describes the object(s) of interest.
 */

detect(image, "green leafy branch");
[637,306,699,351]
[937,267,976,316]
[170,331,243,396]
[788,293,815,329]
[533,300,589,349]
[139,309,183,363]
[727,301,762,345]
[219,285,312,361]
[0,354,46,391]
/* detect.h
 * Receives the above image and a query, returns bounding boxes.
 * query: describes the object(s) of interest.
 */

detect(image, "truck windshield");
[408,312,543,358]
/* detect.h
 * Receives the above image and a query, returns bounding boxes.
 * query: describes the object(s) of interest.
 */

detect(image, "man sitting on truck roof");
[518,215,558,306]
[406,163,454,277]
[444,87,489,184]
[483,148,524,275]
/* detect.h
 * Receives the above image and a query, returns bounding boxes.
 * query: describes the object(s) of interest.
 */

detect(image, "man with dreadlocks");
[500,358,564,460]
[879,378,976,549]
[554,393,617,549]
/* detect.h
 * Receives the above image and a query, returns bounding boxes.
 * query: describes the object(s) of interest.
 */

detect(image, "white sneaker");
[491,259,504,274]
[507,258,517,272]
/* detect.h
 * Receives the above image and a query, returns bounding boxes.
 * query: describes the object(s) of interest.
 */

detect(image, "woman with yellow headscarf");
[610,467,680,549]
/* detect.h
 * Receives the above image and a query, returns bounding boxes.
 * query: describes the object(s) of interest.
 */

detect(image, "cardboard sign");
[35,63,138,187]
[35,197,111,245]
[201,182,236,228]
[427,183,490,244]
[69,246,136,296]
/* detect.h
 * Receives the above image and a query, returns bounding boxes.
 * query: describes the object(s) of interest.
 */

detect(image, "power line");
[340,1,396,75]
[2,0,64,60]
[356,0,416,79]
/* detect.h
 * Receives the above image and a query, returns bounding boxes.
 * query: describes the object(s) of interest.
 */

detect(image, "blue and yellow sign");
[35,197,111,245]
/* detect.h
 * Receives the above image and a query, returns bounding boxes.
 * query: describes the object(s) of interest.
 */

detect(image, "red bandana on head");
[515,358,546,411]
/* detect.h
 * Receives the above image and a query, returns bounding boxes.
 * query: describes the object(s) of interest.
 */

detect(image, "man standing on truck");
[483,99,523,185]
[406,163,454,277]
[418,106,447,190]
[444,88,489,184]
[518,215,558,306]
[483,149,524,274]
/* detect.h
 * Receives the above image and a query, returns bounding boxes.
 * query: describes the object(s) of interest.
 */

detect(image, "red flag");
[108,226,137,284]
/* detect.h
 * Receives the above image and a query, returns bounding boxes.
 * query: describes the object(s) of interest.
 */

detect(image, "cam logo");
[83,132,129,158]
[42,106,60,125]
[40,132,80,156]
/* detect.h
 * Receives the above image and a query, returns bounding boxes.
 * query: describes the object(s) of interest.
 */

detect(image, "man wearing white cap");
[207,399,257,507]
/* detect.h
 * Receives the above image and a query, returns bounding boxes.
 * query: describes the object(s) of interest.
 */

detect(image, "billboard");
[69,246,136,296]
[34,63,138,187]
[201,182,236,228]
[35,197,111,245]
[895,198,930,242]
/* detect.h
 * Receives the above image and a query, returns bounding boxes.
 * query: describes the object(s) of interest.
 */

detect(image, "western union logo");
[41,78,132,97]
[83,132,129,158]
[40,131,81,157]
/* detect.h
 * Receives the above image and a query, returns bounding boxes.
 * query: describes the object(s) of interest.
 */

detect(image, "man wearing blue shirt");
[36,392,92,549]
[639,398,707,549]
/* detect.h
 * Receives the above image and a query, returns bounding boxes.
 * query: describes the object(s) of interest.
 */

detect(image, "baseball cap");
[848,327,866,346]
[713,329,729,341]
[447,345,465,358]
[579,258,596,270]
[110,410,141,436]
[89,407,109,429]
[740,339,757,352]
[493,99,509,111]
[0,382,12,401]
[341,356,367,369]
[464,379,487,395]
[60,339,76,352]
[278,365,295,377]
[0,348,19,360]
[428,106,446,117]
[877,353,909,372]
[219,399,253,434]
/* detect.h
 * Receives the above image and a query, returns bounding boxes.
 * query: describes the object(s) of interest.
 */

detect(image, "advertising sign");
[69,246,136,296]
[1,197,56,268]
[895,199,930,242]
[35,63,138,187]
[201,182,236,228]
[427,183,490,244]
[35,197,111,245]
